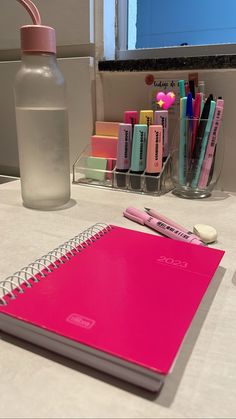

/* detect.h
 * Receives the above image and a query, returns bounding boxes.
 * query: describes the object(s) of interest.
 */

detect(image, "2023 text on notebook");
[0,224,224,392]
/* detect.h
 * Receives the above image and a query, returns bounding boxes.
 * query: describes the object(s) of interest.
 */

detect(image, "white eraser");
[193,224,217,244]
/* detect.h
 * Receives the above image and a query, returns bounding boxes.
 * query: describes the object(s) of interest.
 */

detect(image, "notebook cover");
[0,225,224,375]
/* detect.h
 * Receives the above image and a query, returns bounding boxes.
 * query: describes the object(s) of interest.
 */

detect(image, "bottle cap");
[21,25,56,54]
[17,0,56,54]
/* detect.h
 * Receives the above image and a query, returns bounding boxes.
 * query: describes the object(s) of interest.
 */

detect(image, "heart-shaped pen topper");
[156,91,176,110]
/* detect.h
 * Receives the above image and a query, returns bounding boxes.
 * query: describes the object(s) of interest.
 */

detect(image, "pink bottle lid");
[21,25,56,54]
[17,0,56,54]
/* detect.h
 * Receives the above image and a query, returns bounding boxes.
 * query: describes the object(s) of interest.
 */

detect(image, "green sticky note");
[85,157,107,181]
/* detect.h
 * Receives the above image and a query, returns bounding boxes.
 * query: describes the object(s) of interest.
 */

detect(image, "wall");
[97,68,236,192]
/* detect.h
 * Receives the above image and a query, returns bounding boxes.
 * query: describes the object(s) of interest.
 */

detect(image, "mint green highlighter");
[130,124,148,189]
[191,100,216,188]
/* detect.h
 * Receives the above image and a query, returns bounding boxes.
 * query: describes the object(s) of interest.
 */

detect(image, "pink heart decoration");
[156,91,176,110]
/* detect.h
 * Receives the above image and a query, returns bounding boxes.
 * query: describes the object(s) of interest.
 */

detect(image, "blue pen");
[178,97,187,185]
[191,100,216,188]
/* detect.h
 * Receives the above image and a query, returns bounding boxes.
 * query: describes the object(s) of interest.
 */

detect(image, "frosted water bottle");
[14,0,70,210]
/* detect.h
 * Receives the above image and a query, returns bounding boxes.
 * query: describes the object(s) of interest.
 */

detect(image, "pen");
[123,207,204,245]
[191,93,201,154]
[189,79,195,99]
[198,99,224,188]
[179,97,187,185]
[185,83,190,96]
[191,99,216,188]
[186,92,193,175]
[187,94,213,184]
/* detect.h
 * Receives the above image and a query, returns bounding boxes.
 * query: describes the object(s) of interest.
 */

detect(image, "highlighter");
[124,110,138,138]
[145,125,163,192]
[130,124,148,190]
[178,80,185,98]
[124,111,138,125]
[116,123,132,188]
[139,110,153,127]
[154,110,168,159]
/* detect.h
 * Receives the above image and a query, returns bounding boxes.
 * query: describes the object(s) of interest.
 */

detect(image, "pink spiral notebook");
[0,224,224,391]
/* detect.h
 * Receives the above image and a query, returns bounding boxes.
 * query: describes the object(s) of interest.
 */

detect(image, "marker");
[115,123,132,187]
[178,97,187,185]
[200,93,205,115]
[198,81,205,98]
[198,99,224,188]
[188,95,215,186]
[192,93,201,153]
[123,207,205,246]
[185,82,190,96]
[130,124,148,190]
[154,110,168,159]
[145,125,163,192]
[123,111,138,137]
[144,207,202,242]
[189,79,195,99]
[139,110,153,127]
[188,94,213,185]
[186,93,193,175]
[178,80,185,98]
[124,110,138,125]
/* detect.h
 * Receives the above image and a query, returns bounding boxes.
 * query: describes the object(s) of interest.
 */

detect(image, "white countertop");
[0,180,236,419]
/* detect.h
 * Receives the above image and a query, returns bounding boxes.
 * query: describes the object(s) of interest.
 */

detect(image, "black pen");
[189,79,195,99]
[187,94,213,184]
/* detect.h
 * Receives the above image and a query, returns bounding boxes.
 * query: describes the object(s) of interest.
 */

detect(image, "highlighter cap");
[21,25,56,54]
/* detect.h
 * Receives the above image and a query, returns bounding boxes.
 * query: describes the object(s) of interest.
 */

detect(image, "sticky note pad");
[91,135,118,159]
[85,157,108,181]
[95,121,120,137]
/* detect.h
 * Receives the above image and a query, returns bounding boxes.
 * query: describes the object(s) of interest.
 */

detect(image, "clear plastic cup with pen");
[170,113,224,199]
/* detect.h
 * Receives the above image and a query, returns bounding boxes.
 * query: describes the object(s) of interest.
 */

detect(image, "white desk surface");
[0,181,235,419]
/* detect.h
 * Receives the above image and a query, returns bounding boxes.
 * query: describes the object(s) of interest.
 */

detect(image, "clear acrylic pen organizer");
[73,145,173,196]
[170,117,224,199]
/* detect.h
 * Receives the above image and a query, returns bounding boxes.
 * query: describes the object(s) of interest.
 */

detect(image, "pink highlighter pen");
[144,207,201,242]
[124,111,139,137]
[123,207,205,245]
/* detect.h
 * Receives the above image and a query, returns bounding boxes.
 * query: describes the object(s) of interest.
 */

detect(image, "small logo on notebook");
[66,314,96,330]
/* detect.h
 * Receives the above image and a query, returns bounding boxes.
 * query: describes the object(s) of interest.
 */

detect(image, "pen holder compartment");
[73,145,173,196]
[170,117,224,199]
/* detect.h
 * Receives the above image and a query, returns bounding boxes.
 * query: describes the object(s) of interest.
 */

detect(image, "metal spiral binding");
[0,223,112,306]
